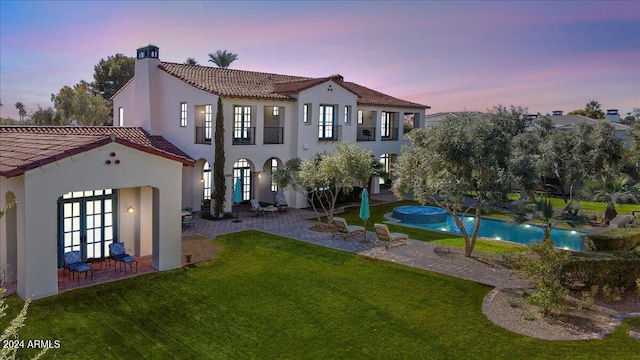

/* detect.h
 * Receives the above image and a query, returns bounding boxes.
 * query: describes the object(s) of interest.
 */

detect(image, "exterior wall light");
[127,206,135,214]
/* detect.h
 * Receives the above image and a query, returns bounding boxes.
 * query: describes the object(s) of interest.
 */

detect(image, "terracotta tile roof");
[158,62,429,109]
[0,126,194,178]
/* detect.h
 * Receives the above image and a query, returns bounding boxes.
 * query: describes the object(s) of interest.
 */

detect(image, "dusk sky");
[1,0,638,120]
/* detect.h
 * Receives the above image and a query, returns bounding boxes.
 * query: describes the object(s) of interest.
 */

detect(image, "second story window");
[204,105,212,141]
[357,110,363,125]
[303,104,310,124]
[180,102,187,127]
[272,106,279,117]
[381,111,391,137]
[318,105,335,140]
[118,107,124,127]
[234,105,253,144]
[344,106,351,125]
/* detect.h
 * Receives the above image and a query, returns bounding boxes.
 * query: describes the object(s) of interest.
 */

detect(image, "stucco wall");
[15,141,183,299]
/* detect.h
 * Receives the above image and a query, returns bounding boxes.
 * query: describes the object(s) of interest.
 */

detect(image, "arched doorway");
[233,159,252,201]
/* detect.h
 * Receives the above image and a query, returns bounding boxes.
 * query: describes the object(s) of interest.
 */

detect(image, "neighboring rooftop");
[158,62,429,110]
[0,126,194,178]
[548,115,630,132]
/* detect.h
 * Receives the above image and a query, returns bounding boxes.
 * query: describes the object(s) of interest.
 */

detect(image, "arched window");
[271,158,278,192]
[203,161,212,200]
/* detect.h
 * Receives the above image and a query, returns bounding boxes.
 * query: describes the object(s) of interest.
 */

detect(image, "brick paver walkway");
[186,197,526,289]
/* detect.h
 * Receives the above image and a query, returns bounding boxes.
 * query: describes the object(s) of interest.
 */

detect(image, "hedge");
[582,228,640,251]
[562,257,640,289]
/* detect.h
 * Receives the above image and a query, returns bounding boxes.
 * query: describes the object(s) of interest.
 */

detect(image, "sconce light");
[127,206,135,214]
[200,178,205,183]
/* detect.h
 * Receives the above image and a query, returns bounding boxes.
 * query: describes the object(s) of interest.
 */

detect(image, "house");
[0,126,194,299]
[0,44,429,299]
[424,112,487,127]
[112,45,429,213]
[545,111,630,143]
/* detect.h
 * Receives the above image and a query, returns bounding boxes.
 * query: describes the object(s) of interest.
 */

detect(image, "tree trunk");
[604,205,617,224]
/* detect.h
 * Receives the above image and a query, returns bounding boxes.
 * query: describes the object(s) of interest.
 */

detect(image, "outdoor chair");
[182,214,196,230]
[275,194,288,212]
[362,129,372,140]
[250,199,278,216]
[332,217,365,240]
[374,223,408,250]
[63,250,92,282]
[108,242,138,274]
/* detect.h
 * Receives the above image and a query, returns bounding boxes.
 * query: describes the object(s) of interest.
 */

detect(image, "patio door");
[58,190,117,267]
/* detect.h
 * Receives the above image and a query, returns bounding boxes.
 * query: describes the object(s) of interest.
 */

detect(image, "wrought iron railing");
[357,127,376,142]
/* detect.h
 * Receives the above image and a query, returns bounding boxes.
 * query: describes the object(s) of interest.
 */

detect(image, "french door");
[58,190,117,267]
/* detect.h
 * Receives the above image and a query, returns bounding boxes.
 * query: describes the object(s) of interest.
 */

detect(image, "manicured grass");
[3,231,638,359]
[336,201,526,254]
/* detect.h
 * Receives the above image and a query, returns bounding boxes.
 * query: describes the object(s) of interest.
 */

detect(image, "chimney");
[605,109,620,123]
[552,110,563,116]
[133,45,161,134]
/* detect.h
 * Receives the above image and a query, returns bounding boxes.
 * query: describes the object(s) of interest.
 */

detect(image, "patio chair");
[250,199,278,216]
[332,217,365,240]
[275,194,288,212]
[108,242,138,274]
[63,250,92,282]
[182,214,196,230]
[374,223,408,250]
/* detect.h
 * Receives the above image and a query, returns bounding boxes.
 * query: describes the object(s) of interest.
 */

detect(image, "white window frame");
[357,110,363,125]
[270,158,278,192]
[318,105,335,139]
[303,104,311,124]
[180,102,187,127]
[118,107,124,127]
[233,105,252,141]
[344,105,351,125]
[381,111,391,137]
[204,105,213,141]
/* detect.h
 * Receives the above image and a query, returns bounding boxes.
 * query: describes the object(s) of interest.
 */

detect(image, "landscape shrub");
[582,228,640,251]
[514,239,571,315]
[562,257,640,289]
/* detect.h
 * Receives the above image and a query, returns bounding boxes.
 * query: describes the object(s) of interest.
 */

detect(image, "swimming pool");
[392,206,585,251]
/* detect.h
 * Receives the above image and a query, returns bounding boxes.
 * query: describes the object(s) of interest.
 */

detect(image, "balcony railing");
[381,127,399,141]
[233,127,255,145]
[318,125,342,141]
[195,126,212,144]
[264,127,284,144]
[357,127,376,142]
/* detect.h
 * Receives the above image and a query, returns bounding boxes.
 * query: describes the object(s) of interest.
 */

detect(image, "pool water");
[393,207,585,250]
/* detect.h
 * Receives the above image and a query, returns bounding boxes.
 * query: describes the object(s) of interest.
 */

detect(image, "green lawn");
[3,231,639,359]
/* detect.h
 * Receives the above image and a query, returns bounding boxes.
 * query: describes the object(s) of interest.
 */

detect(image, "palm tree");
[581,174,639,223]
[184,57,198,65]
[584,100,604,119]
[208,50,238,69]
[15,102,26,122]
[514,197,575,242]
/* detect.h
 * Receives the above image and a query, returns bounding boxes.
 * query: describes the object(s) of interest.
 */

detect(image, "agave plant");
[581,174,639,223]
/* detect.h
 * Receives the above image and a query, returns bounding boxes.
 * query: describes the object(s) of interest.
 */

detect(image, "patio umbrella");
[232,178,242,223]
[359,188,370,242]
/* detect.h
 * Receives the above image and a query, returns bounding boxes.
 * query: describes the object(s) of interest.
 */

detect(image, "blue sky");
[1,0,638,119]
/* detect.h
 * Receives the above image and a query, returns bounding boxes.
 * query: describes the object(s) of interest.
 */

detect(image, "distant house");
[542,111,630,143]
[0,127,194,299]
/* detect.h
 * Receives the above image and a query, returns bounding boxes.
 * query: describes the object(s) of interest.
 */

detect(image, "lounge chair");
[250,199,278,216]
[182,214,196,230]
[332,217,365,240]
[63,250,92,282]
[374,223,408,250]
[275,194,288,211]
[108,242,138,274]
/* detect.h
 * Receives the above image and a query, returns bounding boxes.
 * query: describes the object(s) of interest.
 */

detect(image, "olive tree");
[393,113,511,257]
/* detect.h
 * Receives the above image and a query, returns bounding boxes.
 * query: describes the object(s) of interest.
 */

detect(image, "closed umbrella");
[359,188,370,242]
[232,178,242,223]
